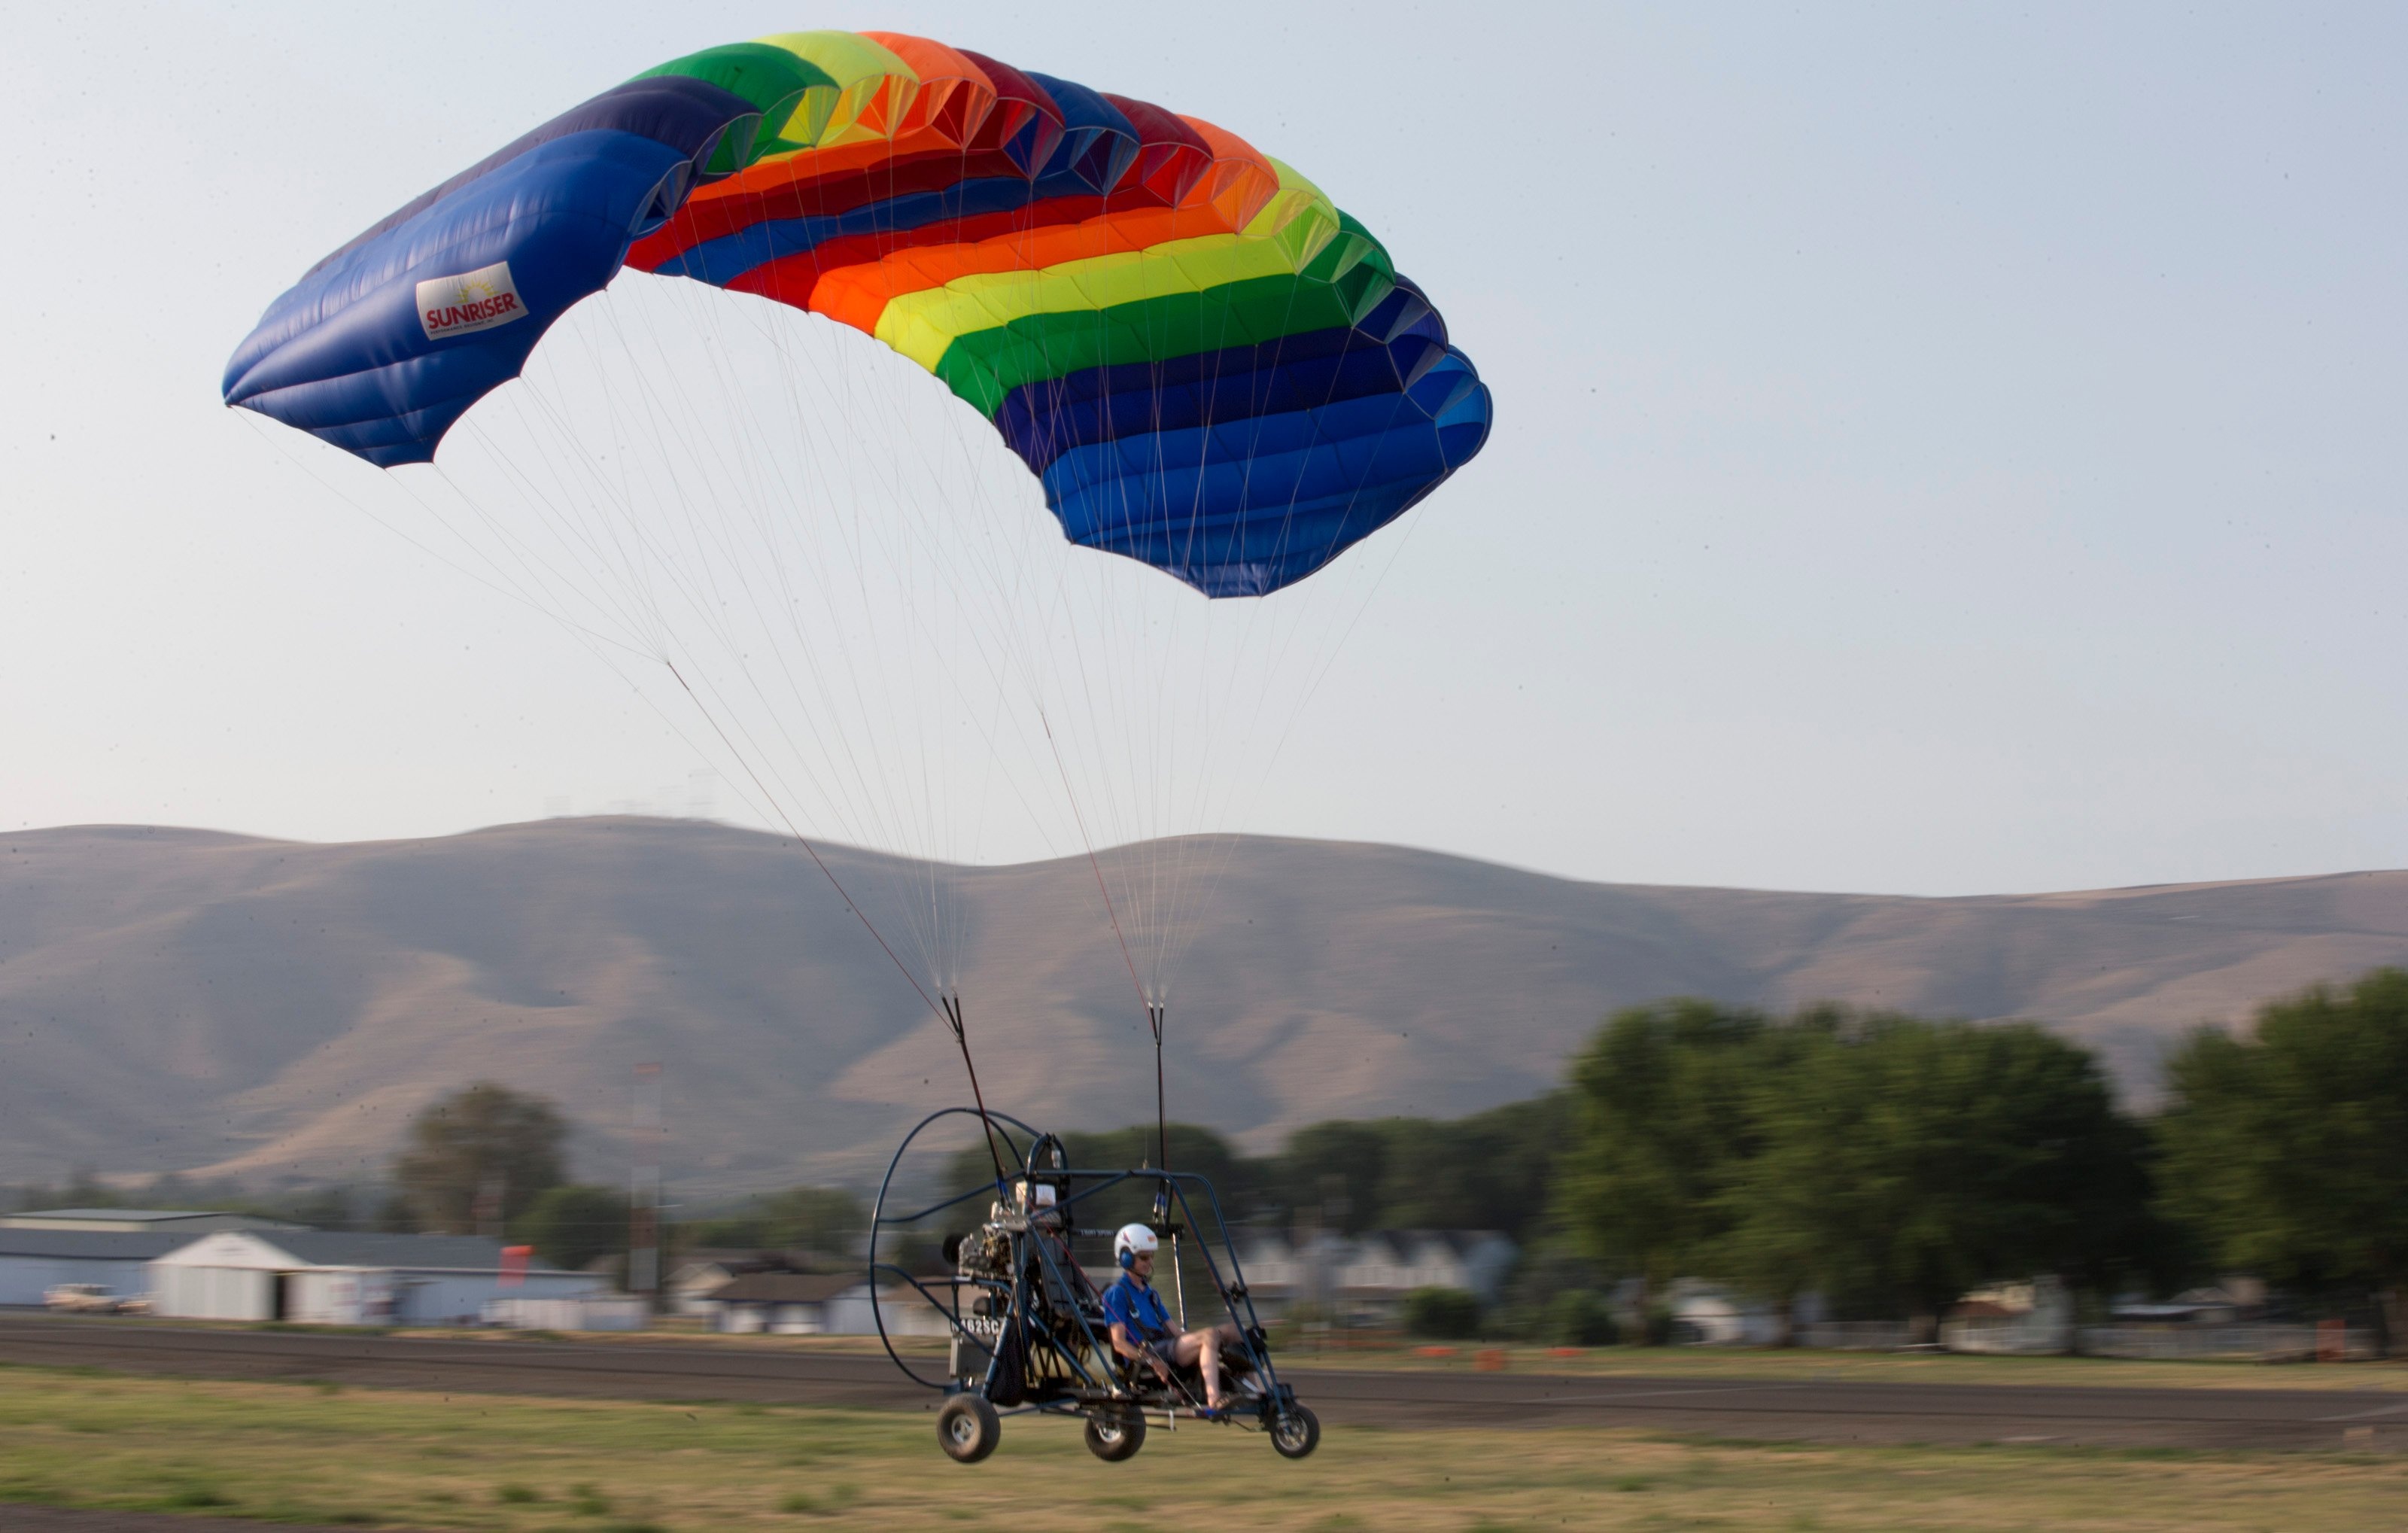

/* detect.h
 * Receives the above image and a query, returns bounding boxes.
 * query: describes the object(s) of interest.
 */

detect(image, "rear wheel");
[1084,1407,1147,1462]
[1270,1402,1320,1460]
[937,1395,1001,1464]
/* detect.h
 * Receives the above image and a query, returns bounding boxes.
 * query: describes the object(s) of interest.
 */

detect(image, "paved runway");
[3,1314,2400,1451]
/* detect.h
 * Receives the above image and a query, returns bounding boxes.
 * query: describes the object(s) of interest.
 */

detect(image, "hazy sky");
[3,3,2401,897]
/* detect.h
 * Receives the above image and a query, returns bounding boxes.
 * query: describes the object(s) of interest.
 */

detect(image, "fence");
[1941,1314,2074,1355]
[481,1295,650,1332]
[1797,1320,1919,1350]
[2075,1323,2378,1361]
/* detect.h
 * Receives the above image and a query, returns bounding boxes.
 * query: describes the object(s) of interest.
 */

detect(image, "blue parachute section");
[221,78,756,467]
[995,280,1489,596]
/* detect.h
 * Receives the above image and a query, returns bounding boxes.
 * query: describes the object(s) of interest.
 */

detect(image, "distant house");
[665,1249,808,1317]
[1336,1232,1516,1311]
[1227,1229,1330,1314]
[1233,1230,1517,1322]
[699,1271,954,1337]
[150,1230,598,1325]
[667,1258,746,1317]
[705,1272,863,1334]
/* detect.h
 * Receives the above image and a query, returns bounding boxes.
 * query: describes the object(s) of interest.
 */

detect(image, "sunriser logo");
[416,261,527,340]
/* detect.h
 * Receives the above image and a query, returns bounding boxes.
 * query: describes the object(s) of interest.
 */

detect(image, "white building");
[150,1231,600,1325]
[1,1208,296,1235]
[0,1209,310,1306]
[1234,1230,1518,1321]
[481,1294,652,1331]
[0,1228,187,1306]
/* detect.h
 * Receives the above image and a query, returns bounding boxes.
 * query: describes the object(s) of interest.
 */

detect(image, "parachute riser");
[941,993,1009,1184]
[1148,1000,1169,1182]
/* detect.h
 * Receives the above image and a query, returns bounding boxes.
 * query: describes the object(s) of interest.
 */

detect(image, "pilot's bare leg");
[1195,1325,1223,1407]
[1166,1327,1237,1409]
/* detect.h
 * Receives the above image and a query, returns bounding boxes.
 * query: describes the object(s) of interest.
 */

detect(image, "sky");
[2,2,2402,898]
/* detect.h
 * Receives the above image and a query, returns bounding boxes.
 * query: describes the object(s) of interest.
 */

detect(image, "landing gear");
[937,1395,1001,1463]
[1084,1406,1148,1462]
[1270,1402,1321,1460]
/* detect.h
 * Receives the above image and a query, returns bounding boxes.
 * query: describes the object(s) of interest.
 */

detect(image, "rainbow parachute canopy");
[222,31,1492,597]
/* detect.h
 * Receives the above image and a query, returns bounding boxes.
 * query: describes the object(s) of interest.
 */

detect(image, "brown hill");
[2,820,2402,1191]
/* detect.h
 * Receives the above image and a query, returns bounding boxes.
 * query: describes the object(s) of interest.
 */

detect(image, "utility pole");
[629,1063,662,1302]
[472,1172,506,1239]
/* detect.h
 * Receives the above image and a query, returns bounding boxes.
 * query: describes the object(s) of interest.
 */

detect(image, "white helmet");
[1114,1223,1159,1270]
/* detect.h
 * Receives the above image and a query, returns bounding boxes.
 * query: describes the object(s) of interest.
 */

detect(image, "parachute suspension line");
[1036,693,1166,1179]
[661,659,944,1024]
[1038,703,1150,1018]
[1040,685,1175,1200]
[940,993,1009,1185]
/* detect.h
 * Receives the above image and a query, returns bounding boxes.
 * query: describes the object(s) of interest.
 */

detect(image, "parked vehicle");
[44,1283,134,1314]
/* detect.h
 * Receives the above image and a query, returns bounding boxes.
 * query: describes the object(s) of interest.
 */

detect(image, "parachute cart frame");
[870,1107,1320,1464]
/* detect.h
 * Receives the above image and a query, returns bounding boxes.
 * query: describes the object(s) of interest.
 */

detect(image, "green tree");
[375,1188,418,1233]
[2157,969,2408,1349]
[756,1185,868,1258]
[1683,1009,1842,1337]
[1377,1093,1575,1243]
[393,1082,567,1233]
[1558,1000,1768,1316]
[1275,1119,1394,1234]
[1718,1013,2143,1334]
[683,1187,866,1260]
[1063,1122,1260,1231]
[516,1184,625,1273]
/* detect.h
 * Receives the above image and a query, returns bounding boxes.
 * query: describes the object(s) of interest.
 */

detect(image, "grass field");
[0,1361,2400,1531]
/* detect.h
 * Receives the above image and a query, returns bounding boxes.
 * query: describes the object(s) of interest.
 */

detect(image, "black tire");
[1270,1402,1320,1460]
[937,1395,1002,1464]
[1084,1407,1148,1462]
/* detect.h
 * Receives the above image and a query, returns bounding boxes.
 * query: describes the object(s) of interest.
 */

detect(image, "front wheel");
[1084,1407,1147,1462]
[937,1395,1001,1464]
[1270,1402,1320,1459]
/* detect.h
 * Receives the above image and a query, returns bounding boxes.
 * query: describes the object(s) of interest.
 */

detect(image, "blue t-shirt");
[1102,1273,1172,1343]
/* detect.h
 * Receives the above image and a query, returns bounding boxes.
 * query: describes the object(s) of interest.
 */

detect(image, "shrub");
[1401,1286,1481,1340]
[1543,1289,1617,1346]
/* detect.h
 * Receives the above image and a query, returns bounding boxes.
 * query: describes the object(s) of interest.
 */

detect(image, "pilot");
[1103,1223,1241,1416]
